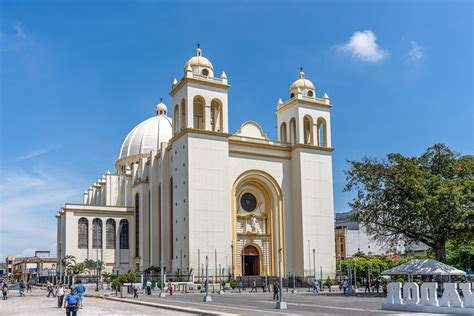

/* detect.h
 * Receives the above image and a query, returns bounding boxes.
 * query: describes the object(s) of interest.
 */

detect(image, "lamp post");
[241,239,247,289]
[52,264,56,285]
[276,248,287,309]
[313,249,316,279]
[95,223,99,292]
[230,244,234,279]
[159,192,165,298]
[203,256,212,302]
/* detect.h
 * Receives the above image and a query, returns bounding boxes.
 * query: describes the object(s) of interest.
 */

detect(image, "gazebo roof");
[381,259,466,276]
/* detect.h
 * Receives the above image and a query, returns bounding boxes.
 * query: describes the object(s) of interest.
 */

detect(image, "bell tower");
[169,45,229,135]
[275,68,336,278]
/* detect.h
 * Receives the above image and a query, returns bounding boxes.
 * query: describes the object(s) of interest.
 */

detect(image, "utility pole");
[198,249,201,284]
[214,249,217,285]
[313,249,316,279]
[203,256,212,302]
[276,248,287,309]
[95,223,99,292]
[160,191,165,298]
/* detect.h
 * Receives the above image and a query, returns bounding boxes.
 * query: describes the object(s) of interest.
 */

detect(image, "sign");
[26,263,38,269]
[382,282,474,315]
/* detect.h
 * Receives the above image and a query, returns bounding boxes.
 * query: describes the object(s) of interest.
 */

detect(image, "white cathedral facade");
[56,47,336,279]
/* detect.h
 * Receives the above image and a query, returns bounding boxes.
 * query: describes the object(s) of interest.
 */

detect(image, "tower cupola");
[289,68,316,99]
[155,98,168,116]
[183,44,214,77]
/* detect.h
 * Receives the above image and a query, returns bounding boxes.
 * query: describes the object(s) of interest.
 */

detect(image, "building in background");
[334,211,428,259]
[5,256,15,278]
[56,47,337,279]
[13,251,57,283]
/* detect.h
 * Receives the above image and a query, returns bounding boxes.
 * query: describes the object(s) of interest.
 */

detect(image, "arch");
[242,244,262,276]
[92,218,103,249]
[106,218,116,249]
[235,121,268,139]
[180,99,186,130]
[193,96,205,130]
[173,105,180,134]
[210,98,223,132]
[232,169,285,277]
[303,115,314,145]
[134,193,140,257]
[317,117,327,147]
[119,219,129,249]
[78,217,88,249]
[289,117,297,144]
[280,122,287,143]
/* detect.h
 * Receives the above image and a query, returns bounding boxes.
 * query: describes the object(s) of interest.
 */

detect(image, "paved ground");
[121,289,423,315]
[0,288,192,315]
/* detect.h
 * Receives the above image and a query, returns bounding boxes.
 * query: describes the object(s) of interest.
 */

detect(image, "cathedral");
[56,47,336,279]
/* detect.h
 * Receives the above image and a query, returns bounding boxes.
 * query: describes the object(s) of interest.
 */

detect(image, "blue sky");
[1,0,472,259]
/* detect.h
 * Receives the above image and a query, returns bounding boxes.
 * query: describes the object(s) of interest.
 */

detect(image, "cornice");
[170,77,230,96]
[275,98,331,115]
[229,150,291,160]
[291,143,334,152]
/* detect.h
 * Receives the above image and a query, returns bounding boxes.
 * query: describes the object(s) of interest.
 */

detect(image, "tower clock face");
[240,193,257,212]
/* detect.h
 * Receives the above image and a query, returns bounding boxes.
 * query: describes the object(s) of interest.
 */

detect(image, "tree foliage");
[344,144,473,262]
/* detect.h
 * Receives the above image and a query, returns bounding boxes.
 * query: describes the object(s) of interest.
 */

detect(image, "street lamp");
[275,248,287,309]
[52,264,56,285]
[95,222,100,292]
[241,239,247,289]
[203,256,212,302]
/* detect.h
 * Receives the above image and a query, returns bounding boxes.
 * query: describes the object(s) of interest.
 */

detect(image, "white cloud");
[338,30,388,63]
[14,22,27,39]
[408,41,423,61]
[0,165,85,259]
[17,145,59,161]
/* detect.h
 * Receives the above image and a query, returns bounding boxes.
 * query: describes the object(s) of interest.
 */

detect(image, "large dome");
[118,113,172,163]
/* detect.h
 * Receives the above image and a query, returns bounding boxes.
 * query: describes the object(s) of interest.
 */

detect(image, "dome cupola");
[183,44,214,77]
[155,98,168,115]
[289,68,316,99]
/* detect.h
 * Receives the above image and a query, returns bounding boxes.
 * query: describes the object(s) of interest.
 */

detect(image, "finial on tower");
[299,67,305,79]
[196,43,202,56]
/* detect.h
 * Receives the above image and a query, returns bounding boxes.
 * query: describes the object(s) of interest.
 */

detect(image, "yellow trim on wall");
[67,209,134,216]
[275,98,331,115]
[169,77,230,97]
[291,143,334,152]
[229,139,291,152]
[229,150,291,160]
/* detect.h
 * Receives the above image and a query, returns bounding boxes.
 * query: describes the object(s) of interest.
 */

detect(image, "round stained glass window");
[240,193,257,212]
[307,90,314,97]
[201,69,209,76]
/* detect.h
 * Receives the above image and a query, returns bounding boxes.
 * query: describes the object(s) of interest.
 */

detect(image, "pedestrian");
[74,280,85,308]
[262,280,266,292]
[133,285,139,298]
[221,280,226,292]
[168,282,173,296]
[250,280,257,292]
[63,288,80,316]
[19,280,25,297]
[57,284,65,308]
[382,282,388,297]
[239,280,243,293]
[364,279,370,293]
[338,281,342,292]
[342,279,348,294]
[312,280,319,294]
[146,279,152,295]
[272,282,279,301]
[375,279,380,293]
[47,281,55,297]
[27,280,32,292]
[2,283,8,300]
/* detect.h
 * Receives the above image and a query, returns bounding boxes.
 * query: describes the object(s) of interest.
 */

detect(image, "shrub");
[324,276,333,288]
[229,279,238,289]
[197,284,202,290]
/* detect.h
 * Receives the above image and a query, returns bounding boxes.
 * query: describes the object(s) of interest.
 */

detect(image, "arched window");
[135,193,139,257]
[173,105,179,134]
[78,218,88,249]
[106,219,116,249]
[193,96,205,130]
[303,115,313,145]
[210,99,223,132]
[317,117,327,147]
[289,118,297,144]
[180,99,186,131]
[280,122,287,143]
[92,218,102,249]
[119,219,129,249]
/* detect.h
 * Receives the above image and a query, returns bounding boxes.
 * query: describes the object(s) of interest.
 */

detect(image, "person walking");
[168,282,173,296]
[47,281,55,297]
[2,283,8,300]
[19,280,25,297]
[342,279,348,294]
[27,280,32,293]
[262,280,266,293]
[250,280,257,293]
[364,279,370,293]
[63,288,80,316]
[239,280,243,293]
[312,280,319,294]
[272,282,279,301]
[74,280,85,309]
[146,279,152,295]
[57,284,65,308]
[133,285,139,298]
[375,279,380,294]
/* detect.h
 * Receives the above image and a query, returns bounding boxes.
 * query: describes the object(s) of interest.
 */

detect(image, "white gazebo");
[381,259,466,281]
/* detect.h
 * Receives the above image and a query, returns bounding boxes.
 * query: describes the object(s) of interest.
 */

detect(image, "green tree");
[71,262,88,276]
[344,144,473,262]
[61,255,76,276]
[83,259,96,275]
[446,240,474,271]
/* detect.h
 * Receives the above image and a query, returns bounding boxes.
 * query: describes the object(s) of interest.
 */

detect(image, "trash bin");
[120,285,128,298]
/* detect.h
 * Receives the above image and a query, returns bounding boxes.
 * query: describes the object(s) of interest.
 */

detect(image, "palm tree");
[71,262,88,276]
[62,255,76,276]
[83,259,96,275]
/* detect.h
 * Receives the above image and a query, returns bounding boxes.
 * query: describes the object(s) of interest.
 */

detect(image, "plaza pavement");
[0,287,192,315]
[103,289,425,315]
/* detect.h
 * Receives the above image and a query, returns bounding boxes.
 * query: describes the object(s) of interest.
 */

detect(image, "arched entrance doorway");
[243,245,260,276]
